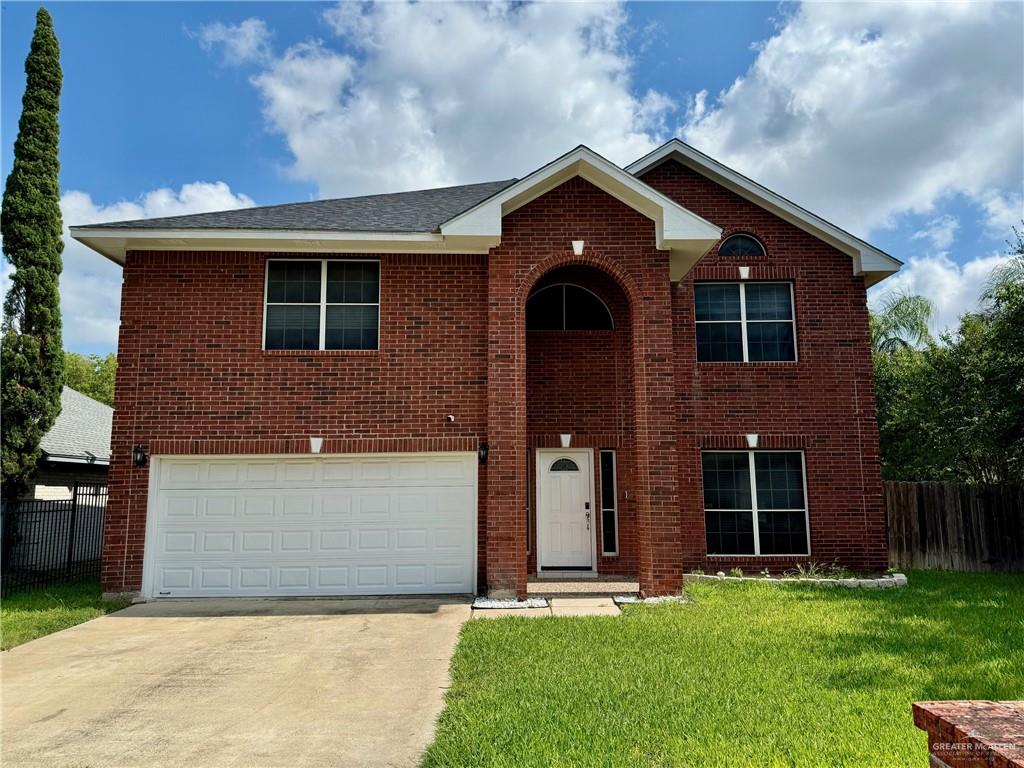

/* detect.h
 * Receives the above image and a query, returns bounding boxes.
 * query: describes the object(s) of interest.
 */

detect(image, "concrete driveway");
[1,597,471,768]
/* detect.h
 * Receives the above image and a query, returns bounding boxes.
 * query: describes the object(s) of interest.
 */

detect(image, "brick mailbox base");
[913,701,1024,768]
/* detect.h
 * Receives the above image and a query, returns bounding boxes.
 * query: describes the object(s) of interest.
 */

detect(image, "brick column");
[485,253,528,598]
[634,270,684,596]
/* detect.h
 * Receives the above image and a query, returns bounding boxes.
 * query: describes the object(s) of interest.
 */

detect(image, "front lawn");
[1,580,131,650]
[425,571,1024,767]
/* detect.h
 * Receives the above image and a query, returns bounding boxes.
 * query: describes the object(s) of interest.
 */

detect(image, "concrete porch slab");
[472,607,552,619]
[549,597,621,616]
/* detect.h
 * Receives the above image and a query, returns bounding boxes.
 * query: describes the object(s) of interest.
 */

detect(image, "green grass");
[1,579,131,650]
[424,571,1024,767]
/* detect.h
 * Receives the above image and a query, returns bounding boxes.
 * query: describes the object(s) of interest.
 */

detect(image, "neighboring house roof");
[40,388,113,465]
[69,139,900,285]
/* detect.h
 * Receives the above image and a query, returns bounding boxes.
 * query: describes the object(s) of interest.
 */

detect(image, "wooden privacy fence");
[886,481,1024,572]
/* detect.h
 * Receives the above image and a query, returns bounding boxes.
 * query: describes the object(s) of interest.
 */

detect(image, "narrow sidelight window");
[599,450,618,556]
[701,450,809,556]
[265,259,379,350]
[695,282,796,362]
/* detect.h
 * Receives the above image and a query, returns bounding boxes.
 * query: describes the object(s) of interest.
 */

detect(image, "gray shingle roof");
[40,388,113,464]
[80,179,518,233]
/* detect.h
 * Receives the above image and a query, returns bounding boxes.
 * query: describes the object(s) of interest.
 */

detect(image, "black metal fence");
[1,483,107,596]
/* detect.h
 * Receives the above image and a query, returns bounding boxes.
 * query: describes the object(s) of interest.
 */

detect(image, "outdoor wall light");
[478,442,489,465]
[132,445,148,468]
[309,436,324,454]
[572,240,585,256]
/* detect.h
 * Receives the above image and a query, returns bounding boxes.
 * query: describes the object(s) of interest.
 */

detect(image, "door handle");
[585,510,591,530]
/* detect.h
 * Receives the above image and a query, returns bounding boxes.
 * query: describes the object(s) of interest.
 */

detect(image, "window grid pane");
[265,305,320,350]
[266,260,380,351]
[703,451,808,557]
[694,282,796,362]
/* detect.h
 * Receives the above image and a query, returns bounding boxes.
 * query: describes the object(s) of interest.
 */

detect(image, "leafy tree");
[1,8,64,500]
[873,227,1024,484]
[64,352,116,406]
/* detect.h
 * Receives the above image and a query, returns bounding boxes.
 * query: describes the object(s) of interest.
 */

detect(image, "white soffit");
[626,139,902,286]
[441,145,722,281]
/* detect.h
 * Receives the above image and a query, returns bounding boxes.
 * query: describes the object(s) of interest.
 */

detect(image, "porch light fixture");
[309,436,324,454]
[738,266,750,280]
[571,240,584,256]
[132,444,148,468]
[745,433,759,448]
[560,433,572,448]
[478,442,489,465]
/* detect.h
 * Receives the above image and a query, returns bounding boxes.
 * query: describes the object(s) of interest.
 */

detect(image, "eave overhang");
[626,139,902,287]
[68,227,498,266]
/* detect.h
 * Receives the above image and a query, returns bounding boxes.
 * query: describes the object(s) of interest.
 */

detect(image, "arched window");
[718,234,766,259]
[550,458,580,472]
[526,284,613,330]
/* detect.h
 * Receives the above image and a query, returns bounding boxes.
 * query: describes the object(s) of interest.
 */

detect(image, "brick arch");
[516,250,643,314]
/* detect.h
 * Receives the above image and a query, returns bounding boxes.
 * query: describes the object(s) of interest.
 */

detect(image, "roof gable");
[626,139,901,286]
[441,145,722,280]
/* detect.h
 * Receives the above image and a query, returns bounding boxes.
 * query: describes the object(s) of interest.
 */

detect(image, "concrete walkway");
[1,597,471,768]
[473,596,620,618]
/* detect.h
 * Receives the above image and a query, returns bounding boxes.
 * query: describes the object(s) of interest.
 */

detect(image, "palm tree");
[870,292,934,354]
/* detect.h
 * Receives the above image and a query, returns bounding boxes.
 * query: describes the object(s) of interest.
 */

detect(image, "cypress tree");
[1,7,64,499]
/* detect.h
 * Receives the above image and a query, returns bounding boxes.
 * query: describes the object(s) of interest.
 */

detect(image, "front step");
[526,578,639,598]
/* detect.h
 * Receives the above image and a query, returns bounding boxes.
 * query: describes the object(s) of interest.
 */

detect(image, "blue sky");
[2,1,1021,355]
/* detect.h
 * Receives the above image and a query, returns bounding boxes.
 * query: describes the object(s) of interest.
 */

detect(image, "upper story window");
[264,259,380,351]
[526,283,613,330]
[695,282,796,362]
[718,234,765,258]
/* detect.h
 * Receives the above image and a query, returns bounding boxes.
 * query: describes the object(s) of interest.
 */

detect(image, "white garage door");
[144,453,477,598]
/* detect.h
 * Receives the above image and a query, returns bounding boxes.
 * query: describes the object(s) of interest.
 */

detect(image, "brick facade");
[101,160,887,597]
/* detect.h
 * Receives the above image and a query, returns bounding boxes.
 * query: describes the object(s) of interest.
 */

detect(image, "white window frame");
[695,282,798,363]
[703,449,810,557]
[599,449,619,557]
[263,258,380,351]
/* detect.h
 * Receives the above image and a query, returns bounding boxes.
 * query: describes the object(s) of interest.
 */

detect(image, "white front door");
[537,449,594,570]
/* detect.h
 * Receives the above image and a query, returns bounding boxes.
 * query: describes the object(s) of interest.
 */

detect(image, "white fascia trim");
[440,145,722,280]
[68,227,499,266]
[626,140,902,286]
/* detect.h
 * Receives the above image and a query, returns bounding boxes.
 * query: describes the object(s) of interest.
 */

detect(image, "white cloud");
[233,2,672,196]
[979,191,1024,236]
[683,2,1024,240]
[195,18,272,65]
[869,251,1010,335]
[4,183,255,353]
[911,214,959,251]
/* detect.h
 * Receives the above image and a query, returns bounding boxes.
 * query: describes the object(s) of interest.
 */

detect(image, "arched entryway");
[524,265,637,579]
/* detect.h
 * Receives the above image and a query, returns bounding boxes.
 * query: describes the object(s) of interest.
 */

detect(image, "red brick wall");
[103,252,489,593]
[641,159,887,573]
[102,165,887,594]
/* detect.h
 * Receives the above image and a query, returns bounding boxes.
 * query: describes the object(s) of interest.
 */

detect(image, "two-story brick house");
[71,140,900,599]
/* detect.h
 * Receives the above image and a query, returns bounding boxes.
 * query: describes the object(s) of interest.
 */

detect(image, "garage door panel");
[148,453,476,597]
[157,454,476,491]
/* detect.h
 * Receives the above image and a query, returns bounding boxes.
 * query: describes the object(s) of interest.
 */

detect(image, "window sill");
[262,348,381,356]
[706,553,811,558]
[696,360,799,366]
